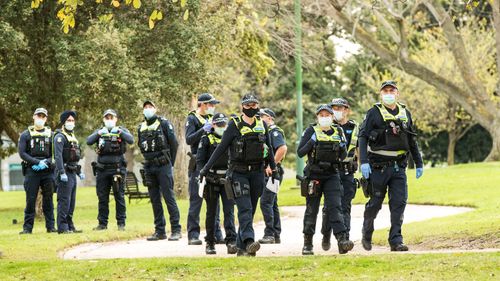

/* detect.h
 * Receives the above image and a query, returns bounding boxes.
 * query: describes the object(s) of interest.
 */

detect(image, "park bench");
[124,171,150,203]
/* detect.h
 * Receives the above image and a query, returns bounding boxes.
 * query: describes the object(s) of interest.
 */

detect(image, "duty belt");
[95,162,123,170]
[209,169,227,175]
[144,156,169,166]
[65,163,80,172]
[231,163,263,172]
[371,159,405,170]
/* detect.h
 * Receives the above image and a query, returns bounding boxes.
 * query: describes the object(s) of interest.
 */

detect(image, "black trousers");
[303,173,346,236]
[23,169,55,231]
[203,180,236,244]
[321,173,357,236]
[363,165,408,245]
[95,167,127,226]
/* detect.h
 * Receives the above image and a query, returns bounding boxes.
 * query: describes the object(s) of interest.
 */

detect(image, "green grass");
[0,162,499,280]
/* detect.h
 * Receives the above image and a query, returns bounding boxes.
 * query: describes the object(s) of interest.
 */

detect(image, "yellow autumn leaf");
[180,0,187,8]
[149,19,155,29]
[157,11,163,20]
[31,0,40,9]
[150,10,158,20]
[69,16,75,28]
[96,0,103,3]
[63,24,69,34]
[132,0,141,9]
[183,9,189,21]
[57,9,65,20]
[111,0,120,8]
[125,0,131,4]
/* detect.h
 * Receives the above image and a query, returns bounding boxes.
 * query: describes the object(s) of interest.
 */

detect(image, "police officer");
[297,104,354,255]
[54,110,84,234]
[196,113,237,255]
[138,100,182,241]
[199,93,278,257]
[87,109,134,231]
[185,93,223,245]
[258,108,287,244]
[359,80,423,252]
[18,108,56,234]
[321,98,359,251]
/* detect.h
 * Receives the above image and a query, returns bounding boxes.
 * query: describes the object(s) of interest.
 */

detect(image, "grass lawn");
[0,162,498,280]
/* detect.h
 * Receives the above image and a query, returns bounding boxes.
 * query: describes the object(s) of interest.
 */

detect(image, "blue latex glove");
[202,121,212,132]
[38,159,49,170]
[98,128,109,135]
[310,133,317,142]
[110,127,120,134]
[60,173,68,182]
[79,173,85,180]
[416,167,423,179]
[31,164,40,171]
[339,142,346,148]
[361,163,372,179]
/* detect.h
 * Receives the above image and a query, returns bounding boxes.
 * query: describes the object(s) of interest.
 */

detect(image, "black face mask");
[243,107,259,118]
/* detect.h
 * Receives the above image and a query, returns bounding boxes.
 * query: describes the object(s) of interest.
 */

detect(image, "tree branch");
[490,0,500,95]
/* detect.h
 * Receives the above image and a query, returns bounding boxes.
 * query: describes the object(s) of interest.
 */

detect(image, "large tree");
[316,0,500,160]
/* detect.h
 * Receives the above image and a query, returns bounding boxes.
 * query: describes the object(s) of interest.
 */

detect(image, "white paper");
[266,177,280,193]
[198,177,206,198]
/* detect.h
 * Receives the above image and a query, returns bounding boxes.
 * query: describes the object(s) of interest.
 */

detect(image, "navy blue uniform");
[18,127,55,232]
[359,103,423,246]
[185,111,222,241]
[54,129,82,233]
[260,124,286,240]
[196,133,236,245]
[87,127,134,227]
[201,116,276,251]
[298,125,348,237]
[322,120,359,238]
[138,116,181,236]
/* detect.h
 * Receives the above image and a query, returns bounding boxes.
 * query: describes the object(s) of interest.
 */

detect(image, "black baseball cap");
[212,113,228,125]
[316,104,334,115]
[103,109,117,117]
[260,108,276,118]
[330,98,350,108]
[143,100,156,107]
[380,80,398,90]
[198,93,220,104]
[241,93,259,105]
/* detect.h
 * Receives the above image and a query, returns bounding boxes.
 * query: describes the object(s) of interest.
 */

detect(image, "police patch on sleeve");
[185,121,189,127]
[169,124,173,130]
[57,137,62,143]
[273,132,279,137]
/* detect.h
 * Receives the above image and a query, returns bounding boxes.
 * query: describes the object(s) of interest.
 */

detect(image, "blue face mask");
[143,108,156,119]
[382,94,396,105]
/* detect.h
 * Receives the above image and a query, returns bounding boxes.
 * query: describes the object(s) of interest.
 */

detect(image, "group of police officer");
[18,79,422,256]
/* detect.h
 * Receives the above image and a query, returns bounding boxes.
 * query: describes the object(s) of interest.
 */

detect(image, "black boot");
[205,242,216,255]
[361,228,372,251]
[245,240,260,255]
[226,241,238,254]
[335,232,354,254]
[302,235,314,255]
[321,232,331,251]
[390,243,409,252]
[169,231,182,241]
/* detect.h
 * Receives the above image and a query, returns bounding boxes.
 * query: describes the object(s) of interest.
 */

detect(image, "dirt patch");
[412,231,500,250]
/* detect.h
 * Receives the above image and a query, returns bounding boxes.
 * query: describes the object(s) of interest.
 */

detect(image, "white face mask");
[333,110,344,121]
[206,107,216,115]
[143,108,156,119]
[318,116,333,128]
[382,94,396,105]
[214,126,226,136]
[65,121,75,131]
[104,119,116,129]
[34,118,45,127]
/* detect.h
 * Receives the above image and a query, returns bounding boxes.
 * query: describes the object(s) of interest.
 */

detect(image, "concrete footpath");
[62,204,479,259]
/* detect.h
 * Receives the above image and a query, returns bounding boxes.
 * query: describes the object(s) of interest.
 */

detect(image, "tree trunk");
[171,116,189,199]
[35,190,43,218]
[486,125,500,161]
[447,131,457,166]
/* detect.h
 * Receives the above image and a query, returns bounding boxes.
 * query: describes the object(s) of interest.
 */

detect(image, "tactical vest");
[189,111,212,127]
[207,133,228,170]
[97,127,126,156]
[230,116,267,165]
[310,125,343,165]
[368,103,410,157]
[343,120,359,162]
[27,126,52,159]
[60,130,81,163]
[138,119,167,154]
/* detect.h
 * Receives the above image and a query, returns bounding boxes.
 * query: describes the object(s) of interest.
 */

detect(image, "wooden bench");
[124,171,150,203]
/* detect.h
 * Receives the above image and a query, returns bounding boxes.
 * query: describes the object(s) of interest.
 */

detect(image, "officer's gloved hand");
[79,173,85,180]
[38,159,49,170]
[199,168,208,183]
[98,128,109,135]
[110,127,121,134]
[416,167,423,179]
[31,164,40,171]
[202,121,212,132]
[60,173,68,182]
[271,170,280,184]
[310,133,317,142]
[361,163,371,179]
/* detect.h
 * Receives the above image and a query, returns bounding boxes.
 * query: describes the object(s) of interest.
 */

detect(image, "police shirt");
[86,126,134,164]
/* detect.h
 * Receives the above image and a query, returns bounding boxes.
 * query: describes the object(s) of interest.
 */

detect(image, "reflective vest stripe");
[207,134,221,145]
[140,119,160,132]
[28,126,51,138]
[312,125,341,142]
[375,103,408,122]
